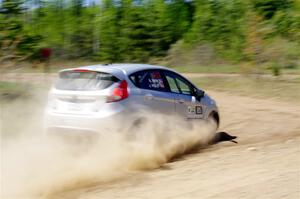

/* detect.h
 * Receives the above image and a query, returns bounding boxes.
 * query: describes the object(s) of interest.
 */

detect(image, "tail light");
[106,80,129,103]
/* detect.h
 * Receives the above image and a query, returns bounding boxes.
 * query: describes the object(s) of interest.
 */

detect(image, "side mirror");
[195,89,205,101]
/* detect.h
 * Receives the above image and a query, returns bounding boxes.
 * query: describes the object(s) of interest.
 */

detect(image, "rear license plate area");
[68,103,82,111]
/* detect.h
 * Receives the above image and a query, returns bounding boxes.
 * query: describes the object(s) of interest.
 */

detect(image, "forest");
[0,0,300,72]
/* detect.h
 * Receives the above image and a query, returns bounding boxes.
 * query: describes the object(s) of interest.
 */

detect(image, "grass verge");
[3,61,300,75]
[0,81,34,101]
[173,65,300,75]
[191,76,300,104]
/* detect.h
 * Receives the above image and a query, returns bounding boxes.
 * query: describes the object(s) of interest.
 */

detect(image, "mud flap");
[212,132,238,144]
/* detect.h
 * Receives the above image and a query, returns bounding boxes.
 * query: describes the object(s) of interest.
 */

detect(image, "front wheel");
[208,112,219,132]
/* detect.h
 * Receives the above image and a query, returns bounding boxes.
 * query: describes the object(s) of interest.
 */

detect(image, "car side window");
[165,75,180,93]
[175,77,192,95]
[163,71,193,95]
[130,70,167,92]
[129,74,137,86]
[136,71,150,89]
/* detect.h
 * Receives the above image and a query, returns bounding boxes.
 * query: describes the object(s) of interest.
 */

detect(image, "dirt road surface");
[47,91,300,199]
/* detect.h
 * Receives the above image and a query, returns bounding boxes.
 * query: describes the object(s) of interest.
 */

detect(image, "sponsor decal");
[148,72,165,88]
[196,106,202,114]
[188,106,203,115]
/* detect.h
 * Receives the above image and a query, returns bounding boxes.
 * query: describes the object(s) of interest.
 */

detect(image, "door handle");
[177,99,185,104]
[144,93,153,100]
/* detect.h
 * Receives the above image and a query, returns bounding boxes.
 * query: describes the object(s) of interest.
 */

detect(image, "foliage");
[0,0,299,73]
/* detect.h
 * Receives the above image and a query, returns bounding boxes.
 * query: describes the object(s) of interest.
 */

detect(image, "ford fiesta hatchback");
[44,64,219,134]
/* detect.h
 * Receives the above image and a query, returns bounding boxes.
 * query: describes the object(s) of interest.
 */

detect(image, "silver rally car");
[45,64,219,134]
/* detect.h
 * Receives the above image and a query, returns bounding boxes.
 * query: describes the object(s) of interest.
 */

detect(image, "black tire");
[208,112,219,131]
[125,117,146,141]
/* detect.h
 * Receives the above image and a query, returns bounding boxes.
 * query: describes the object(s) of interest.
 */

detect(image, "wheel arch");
[208,111,220,128]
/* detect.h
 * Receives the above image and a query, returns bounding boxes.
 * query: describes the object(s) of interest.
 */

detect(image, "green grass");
[173,65,241,74]
[281,67,300,75]
[172,64,300,75]
[1,60,100,73]
[1,77,299,138]
[1,74,299,104]
[0,81,33,101]
[0,81,51,102]
[0,81,47,138]
[191,76,300,104]
[3,60,300,75]
[0,81,24,91]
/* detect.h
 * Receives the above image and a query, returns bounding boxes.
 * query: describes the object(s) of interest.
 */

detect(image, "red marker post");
[40,48,52,73]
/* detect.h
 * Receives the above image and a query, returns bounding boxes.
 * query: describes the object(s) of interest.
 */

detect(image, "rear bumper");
[44,111,128,135]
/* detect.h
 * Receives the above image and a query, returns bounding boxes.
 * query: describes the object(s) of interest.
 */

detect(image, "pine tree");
[0,0,26,64]
[118,0,151,62]
[167,0,192,43]
[97,0,120,61]
[145,0,171,57]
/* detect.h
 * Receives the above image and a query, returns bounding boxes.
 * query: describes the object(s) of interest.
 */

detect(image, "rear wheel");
[125,117,146,141]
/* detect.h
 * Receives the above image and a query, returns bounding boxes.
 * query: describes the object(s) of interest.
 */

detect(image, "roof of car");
[58,63,200,88]
[75,63,169,74]
[59,63,178,80]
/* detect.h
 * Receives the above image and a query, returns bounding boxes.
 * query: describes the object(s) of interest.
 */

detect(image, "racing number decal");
[148,72,165,89]
[188,106,195,114]
[188,106,202,115]
[196,106,202,114]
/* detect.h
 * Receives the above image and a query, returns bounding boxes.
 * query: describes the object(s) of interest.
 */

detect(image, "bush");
[166,40,219,67]
[267,62,281,76]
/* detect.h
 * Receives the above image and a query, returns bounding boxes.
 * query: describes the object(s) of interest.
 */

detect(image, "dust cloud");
[1,99,216,199]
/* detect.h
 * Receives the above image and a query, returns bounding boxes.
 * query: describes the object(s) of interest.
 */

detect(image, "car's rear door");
[163,71,205,119]
[129,70,175,114]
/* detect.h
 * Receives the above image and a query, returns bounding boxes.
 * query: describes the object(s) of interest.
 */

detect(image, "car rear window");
[55,70,119,91]
[129,70,168,92]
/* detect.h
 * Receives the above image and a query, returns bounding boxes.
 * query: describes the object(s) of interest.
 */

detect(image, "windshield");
[55,71,119,91]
